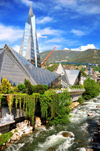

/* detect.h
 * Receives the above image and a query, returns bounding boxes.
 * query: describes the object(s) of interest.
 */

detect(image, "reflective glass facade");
[0,45,60,86]
[20,5,41,67]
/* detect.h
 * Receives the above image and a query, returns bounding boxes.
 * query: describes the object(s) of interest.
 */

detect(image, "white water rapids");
[6,96,100,151]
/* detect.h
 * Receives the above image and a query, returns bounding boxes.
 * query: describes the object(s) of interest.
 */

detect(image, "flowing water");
[5,96,100,151]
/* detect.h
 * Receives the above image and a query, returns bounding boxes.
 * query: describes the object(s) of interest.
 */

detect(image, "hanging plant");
[25,95,29,118]
[40,90,53,118]
[15,95,18,108]
[28,96,35,125]
[19,95,22,110]
[23,95,26,110]
[0,94,4,108]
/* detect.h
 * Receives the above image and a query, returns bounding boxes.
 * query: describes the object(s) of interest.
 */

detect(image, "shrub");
[1,77,11,94]
[49,90,72,125]
[8,88,13,94]
[80,68,88,77]
[12,87,19,93]
[0,132,13,146]
[24,79,33,95]
[70,84,84,89]
[32,85,37,93]
[78,97,85,104]
[43,84,48,90]
[83,77,99,100]
[36,84,45,94]
[59,90,72,106]
[17,84,25,91]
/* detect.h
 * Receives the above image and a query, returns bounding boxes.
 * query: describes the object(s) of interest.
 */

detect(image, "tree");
[24,79,33,95]
[17,84,25,92]
[84,77,99,100]
[1,77,11,94]
[36,84,45,94]
[43,84,48,90]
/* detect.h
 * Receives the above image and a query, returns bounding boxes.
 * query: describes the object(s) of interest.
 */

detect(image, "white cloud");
[81,44,96,51]
[0,24,23,42]
[20,0,45,10]
[37,27,62,36]
[37,33,47,39]
[37,17,53,24]
[71,29,85,36]
[71,44,96,51]
[64,48,69,50]
[58,0,76,6]
[54,5,62,10]
[45,38,64,43]
[21,0,32,6]
[39,43,61,52]
[56,0,100,15]
[12,45,20,53]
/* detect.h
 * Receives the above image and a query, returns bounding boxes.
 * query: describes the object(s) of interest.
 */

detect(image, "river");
[5,96,100,151]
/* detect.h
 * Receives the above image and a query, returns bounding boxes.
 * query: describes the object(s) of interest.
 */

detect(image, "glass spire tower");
[20,5,41,67]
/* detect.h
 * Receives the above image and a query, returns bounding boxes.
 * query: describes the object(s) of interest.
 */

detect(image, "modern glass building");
[20,5,41,67]
[0,44,60,87]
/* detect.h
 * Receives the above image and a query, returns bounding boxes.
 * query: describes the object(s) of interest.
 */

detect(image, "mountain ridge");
[40,49,100,64]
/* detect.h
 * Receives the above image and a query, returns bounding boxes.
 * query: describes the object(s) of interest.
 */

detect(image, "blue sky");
[0,0,100,52]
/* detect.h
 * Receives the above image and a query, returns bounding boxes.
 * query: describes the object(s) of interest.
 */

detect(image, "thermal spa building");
[0,44,60,87]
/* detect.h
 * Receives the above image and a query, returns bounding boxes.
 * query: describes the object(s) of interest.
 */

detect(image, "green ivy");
[0,94,4,107]
[40,90,53,118]
[2,89,72,126]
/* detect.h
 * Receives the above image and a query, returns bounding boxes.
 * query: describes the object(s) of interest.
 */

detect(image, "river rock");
[77,140,82,143]
[35,117,42,129]
[7,138,11,143]
[0,145,5,151]
[96,106,100,108]
[11,133,17,141]
[70,102,80,110]
[6,143,10,147]
[88,113,93,116]
[97,122,100,126]
[78,148,86,151]
[16,135,20,140]
[3,143,6,146]
[10,140,14,143]
[48,147,55,151]
[62,132,72,137]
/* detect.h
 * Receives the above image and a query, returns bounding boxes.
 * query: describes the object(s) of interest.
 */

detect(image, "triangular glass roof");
[65,70,80,85]
[5,45,59,86]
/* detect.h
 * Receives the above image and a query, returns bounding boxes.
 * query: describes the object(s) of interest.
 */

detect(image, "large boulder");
[62,132,72,137]
[88,113,93,116]
[70,102,80,110]
[35,117,42,129]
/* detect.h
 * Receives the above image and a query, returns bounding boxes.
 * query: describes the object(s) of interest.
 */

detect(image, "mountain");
[40,49,100,64]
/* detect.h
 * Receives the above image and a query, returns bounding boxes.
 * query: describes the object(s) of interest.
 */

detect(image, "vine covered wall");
[0,90,72,125]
